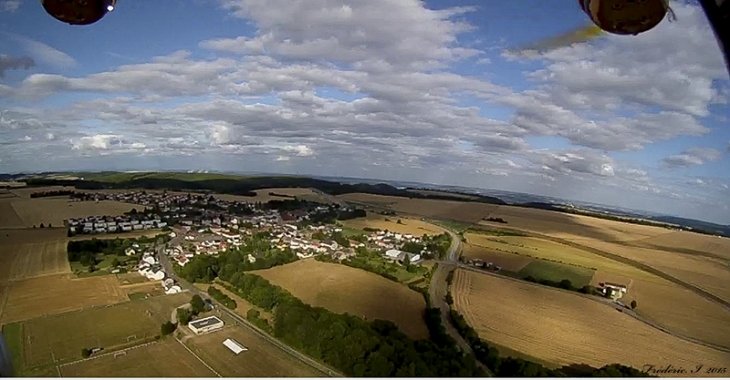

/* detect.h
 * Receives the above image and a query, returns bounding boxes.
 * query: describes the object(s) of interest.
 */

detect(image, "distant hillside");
[518,202,730,238]
[18,172,507,206]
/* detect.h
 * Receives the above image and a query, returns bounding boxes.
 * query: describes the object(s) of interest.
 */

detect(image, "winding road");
[428,231,494,376]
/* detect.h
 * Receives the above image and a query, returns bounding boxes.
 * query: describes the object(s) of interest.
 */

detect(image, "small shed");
[222,338,247,355]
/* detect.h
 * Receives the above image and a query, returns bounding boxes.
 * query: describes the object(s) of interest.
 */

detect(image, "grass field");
[117,272,150,285]
[183,323,324,377]
[10,199,140,228]
[338,193,498,223]
[516,261,595,288]
[5,292,190,375]
[0,229,69,283]
[0,274,128,324]
[452,269,730,376]
[59,339,215,377]
[342,215,446,236]
[252,260,429,340]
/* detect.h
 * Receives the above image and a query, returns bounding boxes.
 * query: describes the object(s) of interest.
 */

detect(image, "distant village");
[65,190,437,275]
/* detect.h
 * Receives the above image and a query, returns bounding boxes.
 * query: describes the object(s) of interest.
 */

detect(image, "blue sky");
[1,0,729,224]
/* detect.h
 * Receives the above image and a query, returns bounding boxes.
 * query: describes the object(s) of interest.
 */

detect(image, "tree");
[81,348,91,358]
[558,279,573,290]
[190,294,206,315]
[177,307,192,325]
[111,258,120,267]
[88,264,96,273]
[161,321,176,336]
[39,223,44,228]
[48,223,53,228]
[630,300,637,310]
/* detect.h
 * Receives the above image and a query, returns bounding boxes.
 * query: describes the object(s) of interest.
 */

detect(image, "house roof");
[189,316,224,329]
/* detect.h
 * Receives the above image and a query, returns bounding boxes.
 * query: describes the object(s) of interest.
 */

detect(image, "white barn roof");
[222,338,247,355]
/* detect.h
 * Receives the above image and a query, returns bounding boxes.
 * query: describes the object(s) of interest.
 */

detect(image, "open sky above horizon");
[1,0,729,224]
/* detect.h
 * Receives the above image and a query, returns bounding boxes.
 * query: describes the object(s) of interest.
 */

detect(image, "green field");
[340,226,366,238]
[4,293,190,375]
[1,323,23,376]
[516,260,595,288]
[77,171,250,183]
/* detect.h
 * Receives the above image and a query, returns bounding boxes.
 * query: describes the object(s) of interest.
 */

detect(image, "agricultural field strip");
[475,224,730,313]
[175,337,221,377]
[455,264,730,353]
[57,341,157,369]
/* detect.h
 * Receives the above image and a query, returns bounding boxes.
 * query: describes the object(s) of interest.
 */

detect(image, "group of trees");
[208,286,237,309]
[30,190,75,198]
[219,271,487,377]
[67,237,141,266]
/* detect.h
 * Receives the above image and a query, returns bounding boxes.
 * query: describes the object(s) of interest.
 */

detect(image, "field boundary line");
[455,264,730,354]
[175,337,221,378]
[57,341,158,369]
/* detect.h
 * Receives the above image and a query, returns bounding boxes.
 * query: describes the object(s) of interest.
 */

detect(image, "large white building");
[188,316,225,335]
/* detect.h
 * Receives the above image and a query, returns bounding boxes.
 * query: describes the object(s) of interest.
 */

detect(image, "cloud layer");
[1,1,729,223]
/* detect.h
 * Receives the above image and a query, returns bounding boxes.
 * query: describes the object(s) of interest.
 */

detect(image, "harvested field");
[60,339,215,377]
[10,199,140,228]
[68,229,163,241]
[343,215,446,236]
[252,260,429,339]
[184,324,324,377]
[466,235,655,280]
[214,188,317,203]
[452,269,730,376]
[0,229,69,283]
[517,260,595,288]
[629,277,730,349]
[8,186,73,199]
[0,181,25,188]
[631,231,730,260]
[462,243,532,272]
[338,193,498,223]
[0,274,128,324]
[0,203,24,228]
[564,238,730,306]
[19,293,188,368]
[479,205,669,242]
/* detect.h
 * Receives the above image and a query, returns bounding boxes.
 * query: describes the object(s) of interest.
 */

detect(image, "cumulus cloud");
[0,54,34,77]
[662,147,724,168]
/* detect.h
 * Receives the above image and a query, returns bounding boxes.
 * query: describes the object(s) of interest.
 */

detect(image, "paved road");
[154,238,342,377]
[428,231,494,376]
[451,263,730,355]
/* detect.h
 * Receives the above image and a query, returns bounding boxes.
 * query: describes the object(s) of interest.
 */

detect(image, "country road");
[428,230,494,376]
[155,238,342,378]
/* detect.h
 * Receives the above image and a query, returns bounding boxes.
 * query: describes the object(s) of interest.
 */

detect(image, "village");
[65,190,438,286]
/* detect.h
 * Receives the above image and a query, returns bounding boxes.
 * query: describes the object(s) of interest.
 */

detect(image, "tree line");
[207,286,237,309]
[30,190,75,198]
[67,237,138,265]
[214,271,488,377]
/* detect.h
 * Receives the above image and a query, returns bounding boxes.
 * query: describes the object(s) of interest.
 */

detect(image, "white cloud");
[11,35,76,69]
[662,147,723,168]
[0,54,34,77]
[0,0,22,12]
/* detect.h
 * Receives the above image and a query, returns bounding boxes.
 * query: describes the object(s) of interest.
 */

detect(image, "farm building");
[188,316,225,335]
[385,249,422,264]
[222,338,248,355]
[599,282,628,294]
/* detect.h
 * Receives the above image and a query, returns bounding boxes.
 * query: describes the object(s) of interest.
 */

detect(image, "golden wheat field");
[452,269,730,376]
[343,215,446,236]
[10,199,140,228]
[0,240,69,283]
[338,193,498,223]
[252,260,429,339]
[0,274,128,324]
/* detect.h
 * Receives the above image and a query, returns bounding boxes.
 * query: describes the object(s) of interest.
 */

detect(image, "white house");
[222,338,247,355]
[165,285,182,294]
[385,249,405,261]
[142,256,156,265]
[125,248,136,256]
[188,316,224,334]
[146,270,165,281]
